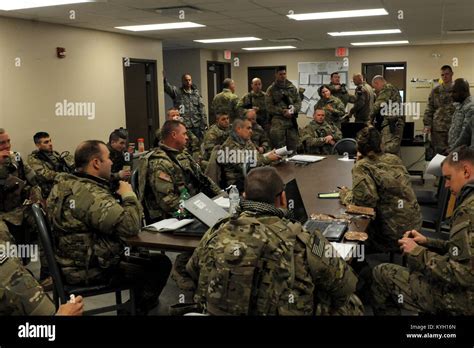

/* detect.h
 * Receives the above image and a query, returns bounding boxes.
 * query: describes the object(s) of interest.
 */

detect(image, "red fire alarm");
[56,47,66,58]
[335,47,349,57]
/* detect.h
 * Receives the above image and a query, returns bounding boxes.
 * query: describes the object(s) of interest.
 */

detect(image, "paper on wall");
[299,73,310,85]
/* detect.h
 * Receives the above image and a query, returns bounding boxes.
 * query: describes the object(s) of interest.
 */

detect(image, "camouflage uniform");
[340,153,422,253]
[164,79,208,139]
[266,80,302,151]
[140,143,221,222]
[219,133,273,192]
[315,96,346,129]
[47,172,171,313]
[370,83,405,156]
[448,96,474,150]
[423,83,455,154]
[107,144,130,182]
[251,123,271,153]
[328,83,350,107]
[372,183,474,315]
[349,82,375,123]
[237,91,269,128]
[202,124,230,161]
[300,120,342,155]
[0,221,56,316]
[154,127,201,162]
[212,89,240,122]
[27,150,74,198]
[184,200,364,315]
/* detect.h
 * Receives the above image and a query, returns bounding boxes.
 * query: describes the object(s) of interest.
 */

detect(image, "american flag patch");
[311,235,324,258]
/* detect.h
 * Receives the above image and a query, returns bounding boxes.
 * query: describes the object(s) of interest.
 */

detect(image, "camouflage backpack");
[197,212,311,315]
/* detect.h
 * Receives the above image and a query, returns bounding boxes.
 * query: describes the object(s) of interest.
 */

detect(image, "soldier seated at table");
[300,107,342,155]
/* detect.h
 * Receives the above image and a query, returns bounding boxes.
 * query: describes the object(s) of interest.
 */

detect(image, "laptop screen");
[284,179,308,223]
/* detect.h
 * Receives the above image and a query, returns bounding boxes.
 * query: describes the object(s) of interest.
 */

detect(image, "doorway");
[247,66,285,92]
[207,61,231,124]
[123,58,159,149]
[362,62,407,102]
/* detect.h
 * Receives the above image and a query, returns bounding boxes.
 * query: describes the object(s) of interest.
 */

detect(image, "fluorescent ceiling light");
[288,8,388,21]
[242,46,296,51]
[385,67,405,70]
[116,22,205,32]
[0,0,95,10]
[194,37,261,43]
[351,40,409,46]
[328,29,401,36]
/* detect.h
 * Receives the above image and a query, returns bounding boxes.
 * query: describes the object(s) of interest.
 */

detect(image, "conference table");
[127,155,370,252]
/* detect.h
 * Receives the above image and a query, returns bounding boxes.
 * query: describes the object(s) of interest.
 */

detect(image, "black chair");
[31,203,136,315]
[332,138,357,157]
[131,168,139,196]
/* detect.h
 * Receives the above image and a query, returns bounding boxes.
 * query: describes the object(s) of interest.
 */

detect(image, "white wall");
[0,16,165,157]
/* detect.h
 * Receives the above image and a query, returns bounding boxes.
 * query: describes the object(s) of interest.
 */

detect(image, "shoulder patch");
[158,171,172,182]
[0,249,7,265]
[311,235,324,258]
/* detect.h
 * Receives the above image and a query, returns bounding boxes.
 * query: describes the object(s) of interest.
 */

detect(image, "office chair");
[332,138,357,157]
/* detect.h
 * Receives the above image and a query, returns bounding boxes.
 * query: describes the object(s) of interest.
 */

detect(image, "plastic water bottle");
[175,188,190,219]
[229,185,240,215]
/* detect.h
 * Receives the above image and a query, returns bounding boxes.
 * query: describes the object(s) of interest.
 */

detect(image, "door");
[207,61,231,125]
[247,66,286,92]
[123,59,159,149]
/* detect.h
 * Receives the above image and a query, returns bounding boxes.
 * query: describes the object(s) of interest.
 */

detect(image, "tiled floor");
[26,174,440,316]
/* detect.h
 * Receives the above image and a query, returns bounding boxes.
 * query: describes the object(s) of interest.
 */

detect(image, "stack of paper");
[288,155,325,163]
[144,218,194,232]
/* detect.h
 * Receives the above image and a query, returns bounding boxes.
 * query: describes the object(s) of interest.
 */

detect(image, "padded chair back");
[332,138,357,157]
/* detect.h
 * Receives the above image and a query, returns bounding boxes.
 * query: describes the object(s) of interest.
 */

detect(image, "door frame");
[247,65,285,92]
[362,61,407,101]
[207,61,232,124]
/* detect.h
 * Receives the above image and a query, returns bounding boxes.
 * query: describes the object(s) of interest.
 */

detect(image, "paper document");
[214,197,230,209]
[267,146,293,157]
[426,154,446,176]
[299,72,310,85]
[144,218,194,232]
[330,242,356,261]
[289,155,325,163]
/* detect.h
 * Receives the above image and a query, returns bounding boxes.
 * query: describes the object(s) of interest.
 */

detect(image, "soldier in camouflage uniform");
[245,109,271,154]
[340,127,422,253]
[423,66,456,155]
[183,167,363,315]
[139,121,221,291]
[107,128,131,182]
[164,72,208,140]
[212,78,240,122]
[370,76,405,156]
[448,79,474,150]
[154,108,201,162]
[0,220,84,316]
[47,140,171,314]
[219,119,280,192]
[266,66,302,151]
[328,72,350,107]
[315,85,346,130]
[300,107,342,155]
[0,128,49,283]
[372,146,474,315]
[348,74,375,124]
[202,113,230,162]
[237,78,269,130]
[28,131,74,199]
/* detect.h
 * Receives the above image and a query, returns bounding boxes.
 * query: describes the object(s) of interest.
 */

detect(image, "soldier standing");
[348,73,375,124]
[448,79,474,150]
[370,76,404,156]
[212,78,239,122]
[372,146,474,315]
[237,78,269,130]
[164,72,208,140]
[301,107,342,155]
[328,72,350,107]
[423,65,456,155]
[266,66,302,151]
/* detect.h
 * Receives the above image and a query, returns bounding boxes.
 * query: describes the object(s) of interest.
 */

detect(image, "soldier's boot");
[171,252,195,291]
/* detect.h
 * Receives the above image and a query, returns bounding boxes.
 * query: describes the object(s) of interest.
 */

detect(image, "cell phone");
[318,192,340,199]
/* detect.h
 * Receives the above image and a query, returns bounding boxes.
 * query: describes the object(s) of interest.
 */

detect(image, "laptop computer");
[284,179,348,242]
[172,193,230,236]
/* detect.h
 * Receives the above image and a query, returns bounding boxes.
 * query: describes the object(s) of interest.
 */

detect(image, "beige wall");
[0,16,165,157]
[229,43,474,130]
